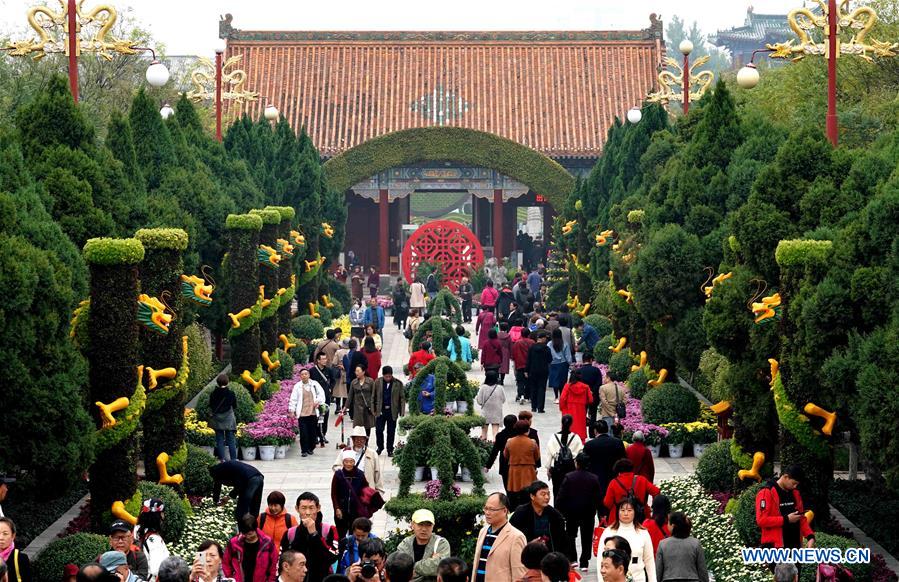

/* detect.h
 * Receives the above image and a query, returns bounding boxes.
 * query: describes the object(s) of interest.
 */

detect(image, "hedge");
[34,533,109,582]
[249,208,282,225]
[266,205,296,221]
[774,239,833,268]
[83,237,144,265]
[695,439,738,493]
[641,382,700,424]
[733,481,765,547]
[134,228,189,251]
[225,213,263,231]
[322,126,574,208]
[291,315,325,342]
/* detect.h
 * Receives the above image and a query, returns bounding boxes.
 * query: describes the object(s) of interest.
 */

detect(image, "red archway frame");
[402,220,484,292]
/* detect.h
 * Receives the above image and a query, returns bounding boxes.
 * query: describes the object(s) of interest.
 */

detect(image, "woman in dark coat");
[208,373,238,461]
[480,328,504,376]
[525,333,552,413]
[347,364,378,437]
[331,450,370,539]
[497,321,513,385]
[392,284,410,330]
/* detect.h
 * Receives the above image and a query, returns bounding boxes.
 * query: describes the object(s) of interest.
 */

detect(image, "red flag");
[334,411,344,427]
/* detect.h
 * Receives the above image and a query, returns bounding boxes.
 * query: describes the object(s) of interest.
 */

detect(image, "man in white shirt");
[288,369,326,458]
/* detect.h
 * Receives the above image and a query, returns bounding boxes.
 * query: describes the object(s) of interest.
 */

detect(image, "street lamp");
[186,42,258,142]
[264,104,279,121]
[3,0,168,102]
[214,40,226,142]
[648,39,713,115]
[626,107,643,124]
[160,103,175,120]
[736,0,897,146]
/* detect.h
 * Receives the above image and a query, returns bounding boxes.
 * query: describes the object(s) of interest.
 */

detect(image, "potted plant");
[185,410,217,455]
[686,421,717,457]
[643,427,666,458]
[237,428,257,461]
[663,423,688,458]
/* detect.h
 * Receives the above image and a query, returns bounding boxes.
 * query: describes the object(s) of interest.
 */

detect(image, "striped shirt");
[475,524,506,582]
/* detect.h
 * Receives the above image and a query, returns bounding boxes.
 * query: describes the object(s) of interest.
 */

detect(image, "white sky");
[0,0,804,56]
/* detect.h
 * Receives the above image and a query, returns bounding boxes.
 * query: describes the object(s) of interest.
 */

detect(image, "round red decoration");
[402,220,484,291]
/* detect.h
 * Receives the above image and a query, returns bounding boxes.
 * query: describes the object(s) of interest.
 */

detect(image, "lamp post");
[186,43,258,139]
[214,38,226,142]
[736,0,897,146]
[4,0,169,102]
[647,40,714,114]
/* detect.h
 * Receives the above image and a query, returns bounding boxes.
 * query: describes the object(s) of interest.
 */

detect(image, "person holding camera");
[395,510,451,582]
[346,539,387,582]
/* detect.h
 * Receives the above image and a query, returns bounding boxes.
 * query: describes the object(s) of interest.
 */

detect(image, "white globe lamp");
[159,103,174,119]
[264,104,279,121]
[737,63,760,89]
[145,60,170,87]
[627,107,642,124]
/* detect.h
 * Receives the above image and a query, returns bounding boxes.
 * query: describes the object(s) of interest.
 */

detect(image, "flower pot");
[648,444,661,458]
[429,466,440,480]
[460,467,472,482]
[275,444,289,459]
[258,445,277,461]
[241,446,258,461]
[200,446,215,457]
[414,467,426,481]
[693,443,709,458]
[456,401,468,414]
[668,443,685,458]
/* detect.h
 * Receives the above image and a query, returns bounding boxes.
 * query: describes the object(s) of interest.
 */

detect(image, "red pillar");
[67,0,78,102]
[493,189,503,259]
[682,53,690,115]
[379,189,389,274]
[215,52,223,142]
[825,0,839,146]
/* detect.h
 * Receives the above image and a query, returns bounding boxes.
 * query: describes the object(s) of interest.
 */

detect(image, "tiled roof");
[221,22,664,159]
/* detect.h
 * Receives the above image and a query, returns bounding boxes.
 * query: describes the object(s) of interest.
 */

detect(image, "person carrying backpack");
[603,458,660,524]
[257,491,295,552]
[546,415,583,498]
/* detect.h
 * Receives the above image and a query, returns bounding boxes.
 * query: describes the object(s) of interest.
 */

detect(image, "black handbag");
[615,384,627,419]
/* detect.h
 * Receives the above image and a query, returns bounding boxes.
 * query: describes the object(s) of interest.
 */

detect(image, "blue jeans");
[215,429,237,461]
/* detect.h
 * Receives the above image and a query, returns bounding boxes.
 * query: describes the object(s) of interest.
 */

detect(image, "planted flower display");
[184,409,216,448]
[167,498,237,560]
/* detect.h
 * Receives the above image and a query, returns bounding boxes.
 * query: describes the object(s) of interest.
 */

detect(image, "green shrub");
[317,305,333,326]
[733,482,764,546]
[34,533,109,582]
[289,340,308,364]
[291,315,325,342]
[593,334,616,365]
[627,368,650,400]
[797,533,871,582]
[137,481,187,544]
[182,444,216,496]
[195,382,257,425]
[185,323,215,401]
[584,314,613,338]
[695,348,730,402]
[695,439,738,493]
[830,479,899,555]
[608,350,632,382]
[327,277,351,316]
[641,382,700,424]
[276,348,295,380]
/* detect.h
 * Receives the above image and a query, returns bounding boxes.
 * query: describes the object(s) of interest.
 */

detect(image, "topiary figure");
[275,348,295,380]
[695,439,739,493]
[317,305,333,326]
[405,357,472,415]
[409,316,460,358]
[427,288,463,324]
[641,382,700,424]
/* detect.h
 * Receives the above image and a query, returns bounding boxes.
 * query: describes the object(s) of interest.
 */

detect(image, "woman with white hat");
[332,427,383,494]
[331,450,369,539]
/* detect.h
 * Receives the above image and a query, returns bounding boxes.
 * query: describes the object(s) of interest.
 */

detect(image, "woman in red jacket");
[480,328,504,375]
[642,494,671,554]
[361,337,381,380]
[223,514,278,582]
[603,458,660,523]
[558,369,593,441]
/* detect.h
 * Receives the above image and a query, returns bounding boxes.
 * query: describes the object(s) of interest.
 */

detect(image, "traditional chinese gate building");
[220,16,664,273]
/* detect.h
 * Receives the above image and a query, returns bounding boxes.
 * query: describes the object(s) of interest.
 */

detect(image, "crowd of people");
[0,269,816,582]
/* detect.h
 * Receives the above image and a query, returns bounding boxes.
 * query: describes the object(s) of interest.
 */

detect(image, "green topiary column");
[251,208,282,355]
[135,228,189,483]
[83,237,145,529]
[775,240,835,522]
[225,213,263,376]
[268,206,297,337]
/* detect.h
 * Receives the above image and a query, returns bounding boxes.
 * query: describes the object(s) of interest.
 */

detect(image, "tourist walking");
[556,453,601,572]
[479,280,499,312]
[136,499,171,581]
[395,509,452,582]
[280,492,339,581]
[458,277,474,323]
[599,499,657,582]
[643,494,671,555]
[288,367,327,457]
[486,415,518,490]
[479,329,503,376]
[509,481,569,556]
[348,365,379,438]
[547,329,571,404]
[545,415,583,498]
[476,306,497,349]
[332,427,384,495]
[655,511,709,582]
[331,451,370,540]
[351,267,365,300]
[364,299,386,337]
[603,458,661,523]
[208,373,238,461]
[410,279,427,314]
[471,493,527,582]
[393,284,410,330]
[223,514,278,582]
[626,430,655,483]
[361,337,382,380]
[503,421,540,510]
[582,420,625,521]
[475,371,506,440]
[511,328,535,404]
[497,284,515,321]
[425,271,439,300]
[497,322,512,385]
[373,366,405,456]
[310,352,334,447]
[599,373,627,432]
[558,370,592,441]
[257,491,295,550]
[524,333,551,413]
[577,353,602,433]
[447,325,473,364]
[349,298,366,339]
[367,267,380,299]
[0,518,31,582]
